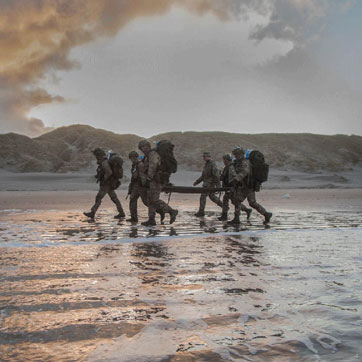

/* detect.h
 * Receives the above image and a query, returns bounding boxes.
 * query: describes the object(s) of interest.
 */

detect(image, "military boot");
[141,218,156,226]
[263,212,272,224]
[170,209,178,224]
[126,217,138,223]
[227,215,240,225]
[194,211,205,217]
[83,211,95,219]
[114,211,126,219]
[217,212,228,221]
[246,208,252,220]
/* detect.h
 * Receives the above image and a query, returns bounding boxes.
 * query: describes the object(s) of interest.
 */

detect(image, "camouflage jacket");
[229,158,251,189]
[95,159,113,185]
[143,150,161,182]
[221,164,233,187]
[195,160,220,187]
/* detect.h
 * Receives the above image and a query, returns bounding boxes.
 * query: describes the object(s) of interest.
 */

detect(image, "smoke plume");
[0,0,344,136]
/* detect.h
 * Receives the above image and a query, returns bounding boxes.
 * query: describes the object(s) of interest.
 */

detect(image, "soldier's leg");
[209,192,223,208]
[157,197,177,224]
[222,192,230,214]
[247,191,272,223]
[108,188,125,218]
[144,182,161,224]
[246,191,266,215]
[129,186,140,220]
[238,199,253,219]
[138,187,149,206]
[228,191,246,224]
[196,193,207,215]
[218,192,230,220]
[90,187,107,214]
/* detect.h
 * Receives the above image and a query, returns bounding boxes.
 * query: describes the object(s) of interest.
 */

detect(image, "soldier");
[138,140,178,226]
[84,148,125,219]
[193,152,223,217]
[127,151,165,223]
[229,147,272,225]
[218,154,252,221]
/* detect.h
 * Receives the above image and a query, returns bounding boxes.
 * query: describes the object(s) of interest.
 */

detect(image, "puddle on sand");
[0,208,361,247]
[0,224,362,361]
[0,207,362,360]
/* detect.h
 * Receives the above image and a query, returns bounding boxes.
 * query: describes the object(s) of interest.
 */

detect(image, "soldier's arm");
[232,161,250,182]
[102,160,113,182]
[147,151,160,180]
[193,170,204,186]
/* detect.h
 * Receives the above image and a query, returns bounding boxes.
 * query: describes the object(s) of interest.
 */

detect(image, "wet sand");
[0,190,362,361]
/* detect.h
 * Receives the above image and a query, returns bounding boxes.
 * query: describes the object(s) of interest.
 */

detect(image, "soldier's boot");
[227,214,241,225]
[246,208,252,220]
[114,211,126,219]
[141,218,156,226]
[84,211,95,219]
[126,217,138,223]
[218,212,228,221]
[263,212,272,224]
[194,211,205,217]
[170,209,178,224]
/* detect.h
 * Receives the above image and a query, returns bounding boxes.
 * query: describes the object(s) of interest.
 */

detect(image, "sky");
[0,0,362,137]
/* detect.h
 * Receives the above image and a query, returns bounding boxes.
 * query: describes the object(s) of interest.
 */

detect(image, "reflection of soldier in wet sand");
[84,148,125,219]
[229,147,272,225]
[193,152,223,217]
[127,151,165,224]
[138,140,178,226]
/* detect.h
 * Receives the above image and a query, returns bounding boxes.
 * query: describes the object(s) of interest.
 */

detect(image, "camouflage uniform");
[142,149,176,222]
[90,159,124,216]
[128,159,148,220]
[128,158,163,221]
[194,159,223,214]
[230,158,268,219]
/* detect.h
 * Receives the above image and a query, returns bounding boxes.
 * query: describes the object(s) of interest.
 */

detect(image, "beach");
[0,189,362,361]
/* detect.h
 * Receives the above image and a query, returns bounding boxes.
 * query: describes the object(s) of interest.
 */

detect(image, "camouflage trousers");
[129,184,163,219]
[147,181,174,219]
[198,188,223,213]
[222,191,251,214]
[91,184,124,214]
[231,189,267,217]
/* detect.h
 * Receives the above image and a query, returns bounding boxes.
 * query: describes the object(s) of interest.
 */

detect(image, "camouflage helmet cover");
[128,151,139,158]
[232,146,244,156]
[138,140,151,150]
[93,147,106,157]
[223,153,232,161]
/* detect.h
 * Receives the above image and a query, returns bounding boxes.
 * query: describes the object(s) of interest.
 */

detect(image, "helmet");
[138,140,151,150]
[222,154,232,161]
[232,146,244,156]
[93,148,106,157]
[128,151,139,159]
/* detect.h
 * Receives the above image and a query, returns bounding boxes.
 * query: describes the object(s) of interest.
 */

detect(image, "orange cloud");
[0,0,234,135]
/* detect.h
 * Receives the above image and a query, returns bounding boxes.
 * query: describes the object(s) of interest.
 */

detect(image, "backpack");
[155,140,177,183]
[108,153,124,180]
[246,150,269,191]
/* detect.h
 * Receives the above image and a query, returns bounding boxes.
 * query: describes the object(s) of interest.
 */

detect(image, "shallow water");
[0,208,361,361]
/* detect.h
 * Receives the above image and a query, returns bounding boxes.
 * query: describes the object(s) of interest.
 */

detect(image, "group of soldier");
[83,140,272,226]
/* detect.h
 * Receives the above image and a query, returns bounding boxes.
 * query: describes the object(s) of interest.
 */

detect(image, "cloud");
[0,0,355,136]
[0,0,243,135]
